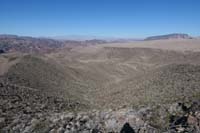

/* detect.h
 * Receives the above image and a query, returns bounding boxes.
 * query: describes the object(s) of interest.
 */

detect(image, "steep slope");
[0,53,23,76]
[3,55,90,108]
[98,64,200,108]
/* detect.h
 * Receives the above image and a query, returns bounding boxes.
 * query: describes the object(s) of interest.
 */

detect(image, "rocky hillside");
[0,80,88,132]
[1,39,200,132]
[145,33,192,41]
[3,55,91,107]
[0,80,200,132]
[93,63,200,109]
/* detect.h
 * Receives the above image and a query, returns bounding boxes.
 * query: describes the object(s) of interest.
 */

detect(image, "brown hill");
[3,55,91,107]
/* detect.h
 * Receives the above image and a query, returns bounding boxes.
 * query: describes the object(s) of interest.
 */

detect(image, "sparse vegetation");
[1,38,200,132]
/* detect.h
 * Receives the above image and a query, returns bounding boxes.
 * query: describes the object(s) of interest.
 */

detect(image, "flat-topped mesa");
[145,33,193,40]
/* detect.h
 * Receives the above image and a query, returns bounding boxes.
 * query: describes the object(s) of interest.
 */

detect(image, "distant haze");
[49,35,143,41]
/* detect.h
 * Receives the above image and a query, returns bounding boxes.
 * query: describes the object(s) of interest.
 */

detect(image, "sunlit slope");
[46,42,200,108]
[4,55,90,107]
[97,64,200,108]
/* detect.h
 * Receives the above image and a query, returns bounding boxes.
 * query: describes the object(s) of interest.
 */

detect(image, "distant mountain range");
[49,35,142,42]
[51,33,199,41]
[0,34,65,53]
[0,34,110,53]
[145,33,193,41]
[0,33,198,54]
[0,34,144,54]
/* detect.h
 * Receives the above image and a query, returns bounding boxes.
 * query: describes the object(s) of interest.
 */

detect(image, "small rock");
[85,121,92,129]
[187,115,197,125]
[12,124,21,132]
[57,127,65,133]
[61,113,74,122]
[134,117,144,127]
[24,106,32,114]
[80,115,89,123]
[22,126,34,133]
[169,103,184,115]
[105,118,117,132]
[22,118,40,133]
[49,128,56,133]
[82,130,90,133]
[176,127,185,132]
[0,117,5,128]
[75,121,80,129]
[64,130,70,133]
[76,113,82,121]
[0,82,4,87]
[196,111,200,119]
[31,118,40,125]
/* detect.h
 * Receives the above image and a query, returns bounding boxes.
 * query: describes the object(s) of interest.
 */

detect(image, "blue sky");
[0,0,199,38]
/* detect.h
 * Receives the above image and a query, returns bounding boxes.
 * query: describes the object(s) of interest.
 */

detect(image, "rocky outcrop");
[0,107,159,133]
[168,102,200,132]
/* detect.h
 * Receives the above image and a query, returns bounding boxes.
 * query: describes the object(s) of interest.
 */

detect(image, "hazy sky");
[0,0,199,38]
